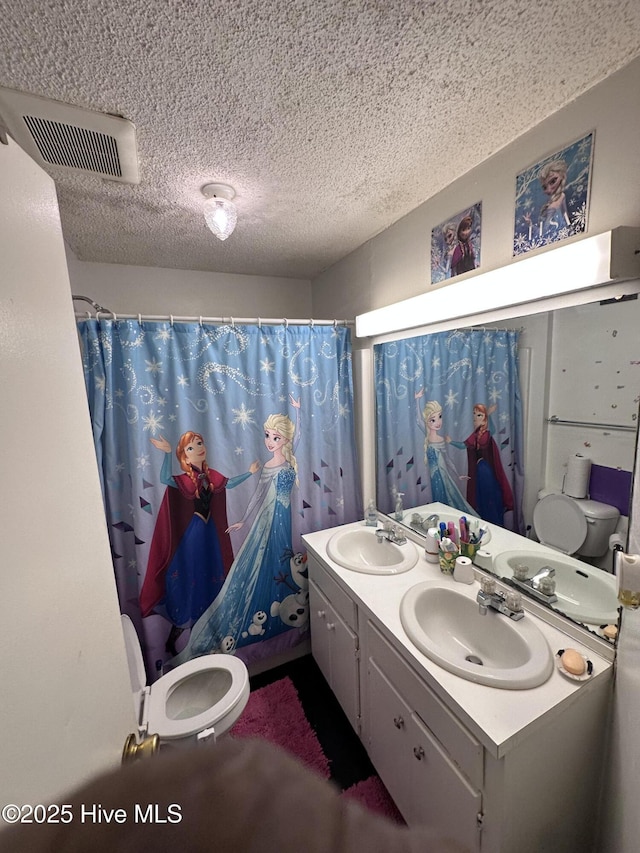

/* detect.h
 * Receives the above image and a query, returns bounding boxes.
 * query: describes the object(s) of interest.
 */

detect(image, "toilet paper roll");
[609,533,626,551]
[564,454,591,499]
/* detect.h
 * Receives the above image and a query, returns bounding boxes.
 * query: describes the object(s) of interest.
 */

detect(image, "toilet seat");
[533,494,587,555]
[122,616,249,742]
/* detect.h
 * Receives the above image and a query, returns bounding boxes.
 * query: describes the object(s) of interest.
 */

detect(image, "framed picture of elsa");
[513,131,594,256]
[430,202,482,284]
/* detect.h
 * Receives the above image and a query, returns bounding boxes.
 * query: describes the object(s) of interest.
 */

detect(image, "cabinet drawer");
[308,554,357,632]
[367,619,483,789]
[368,658,481,850]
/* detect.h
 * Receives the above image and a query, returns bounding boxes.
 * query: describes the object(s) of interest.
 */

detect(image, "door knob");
[122,733,159,764]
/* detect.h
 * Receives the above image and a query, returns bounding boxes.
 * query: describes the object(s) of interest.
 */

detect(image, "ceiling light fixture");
[201,183,237,241]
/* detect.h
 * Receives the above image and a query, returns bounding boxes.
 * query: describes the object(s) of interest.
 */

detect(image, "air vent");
[0,88,139,184]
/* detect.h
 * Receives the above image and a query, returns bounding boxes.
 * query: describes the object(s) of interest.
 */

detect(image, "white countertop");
[303,510,614,760]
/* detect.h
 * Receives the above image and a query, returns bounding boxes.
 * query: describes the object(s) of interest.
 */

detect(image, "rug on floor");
[230,676,403,823]
[230,675,330,779]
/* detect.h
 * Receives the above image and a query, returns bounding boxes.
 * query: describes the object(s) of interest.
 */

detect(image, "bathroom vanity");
[302,517,614,853]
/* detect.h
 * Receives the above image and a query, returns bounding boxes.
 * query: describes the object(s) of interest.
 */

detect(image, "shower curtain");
[79,319,362,677]
[375,329,524,533]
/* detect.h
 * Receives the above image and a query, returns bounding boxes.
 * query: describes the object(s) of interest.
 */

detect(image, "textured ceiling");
[1,1,640,280]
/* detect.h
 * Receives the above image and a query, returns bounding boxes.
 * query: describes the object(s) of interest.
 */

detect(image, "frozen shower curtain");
[375,328,524,533]
[79,319,362,677]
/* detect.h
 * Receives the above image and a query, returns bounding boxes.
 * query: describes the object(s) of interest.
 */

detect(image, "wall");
[67,250,314,320]
[0,138,135,809]
[311,55,640,324]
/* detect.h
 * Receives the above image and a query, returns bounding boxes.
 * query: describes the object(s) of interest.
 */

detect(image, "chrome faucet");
[530,565,555,588]
[510,563,558,604]
[376,524,407,545]
[477,578,524,620]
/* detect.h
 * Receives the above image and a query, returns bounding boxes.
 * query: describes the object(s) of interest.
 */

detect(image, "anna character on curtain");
[140,431,261,655]
[415,393,473,514]
[171,396,302,664]
[448,403,514,526]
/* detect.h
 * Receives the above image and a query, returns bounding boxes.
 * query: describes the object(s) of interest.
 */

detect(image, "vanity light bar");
[355,228,640,338]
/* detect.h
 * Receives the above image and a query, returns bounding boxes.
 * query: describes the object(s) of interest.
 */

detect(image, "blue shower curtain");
[79,319,362,678]
[375,329,524,533]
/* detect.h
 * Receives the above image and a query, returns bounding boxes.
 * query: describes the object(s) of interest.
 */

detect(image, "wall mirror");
[374,291,640,637]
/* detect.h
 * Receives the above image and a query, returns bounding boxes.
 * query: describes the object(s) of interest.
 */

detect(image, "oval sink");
[493,550,618,625]
[327,527,419,574]
[400,582,553,689]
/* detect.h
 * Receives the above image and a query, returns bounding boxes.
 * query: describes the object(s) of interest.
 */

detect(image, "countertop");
[302,512,614,759]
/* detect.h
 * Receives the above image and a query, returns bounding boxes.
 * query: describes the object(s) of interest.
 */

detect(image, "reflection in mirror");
[375,296,639,633]
[376,327,523,530]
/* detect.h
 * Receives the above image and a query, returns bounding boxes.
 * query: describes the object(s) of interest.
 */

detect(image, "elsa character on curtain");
[415,392,473,514]
[447,403,514,526]
[170,395,302,664]
[140,431,261,655]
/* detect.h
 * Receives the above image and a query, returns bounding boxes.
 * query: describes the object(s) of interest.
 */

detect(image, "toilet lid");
[146,654,250,740]
[533,494,587,554]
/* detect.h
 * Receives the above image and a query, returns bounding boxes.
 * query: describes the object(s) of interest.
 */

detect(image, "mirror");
[375,295,639,635]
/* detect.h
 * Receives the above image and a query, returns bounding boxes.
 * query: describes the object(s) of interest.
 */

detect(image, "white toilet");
[122,615,250,747]
[533,490,620,559]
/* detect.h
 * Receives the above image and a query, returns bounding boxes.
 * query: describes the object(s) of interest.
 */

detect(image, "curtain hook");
[284,318,289,329]
[333,319,338,328]
[170,315,174,326]
[231,317,235,328]
[258,317,262,329]
[138,313,142,326]
[309,317,314,327]
[199,316,203,327]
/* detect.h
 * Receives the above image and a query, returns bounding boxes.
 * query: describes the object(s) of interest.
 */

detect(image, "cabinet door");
[309,578,360,733]
[368,658,482,852]
[309,579,332,683]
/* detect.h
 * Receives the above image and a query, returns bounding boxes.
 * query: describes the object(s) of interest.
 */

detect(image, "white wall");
[67,251,313,320]
[545,298,638,485]
[0,138,135,810]
[311,55,640,323]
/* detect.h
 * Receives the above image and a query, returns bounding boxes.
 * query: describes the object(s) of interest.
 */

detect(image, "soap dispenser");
[365,499,378,527]
[394,491,404,522]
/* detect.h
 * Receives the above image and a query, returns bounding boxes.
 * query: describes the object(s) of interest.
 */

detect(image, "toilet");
[122,615,250,747]
[533,490,620,558]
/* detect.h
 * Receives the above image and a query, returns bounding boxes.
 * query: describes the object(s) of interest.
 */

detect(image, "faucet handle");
[505,590,523,612]
[480,576,496,595]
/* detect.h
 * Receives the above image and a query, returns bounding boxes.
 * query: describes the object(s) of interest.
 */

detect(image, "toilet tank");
[572,498,620,557]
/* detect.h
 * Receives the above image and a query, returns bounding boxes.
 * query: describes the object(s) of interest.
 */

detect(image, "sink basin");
[326,527,419,574]
[493,550,618,625]
[400,582,553,689]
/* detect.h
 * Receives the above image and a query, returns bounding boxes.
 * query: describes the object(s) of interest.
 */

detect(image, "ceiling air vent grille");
[23,115,123,178]
[0,87,139,184]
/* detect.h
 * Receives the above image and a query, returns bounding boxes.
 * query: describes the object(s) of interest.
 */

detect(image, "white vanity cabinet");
[303,524,613,853]
[308,554,361,734]
[364,618,483,851]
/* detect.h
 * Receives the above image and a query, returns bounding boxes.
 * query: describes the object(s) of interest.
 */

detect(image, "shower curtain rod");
[72,295,353,327]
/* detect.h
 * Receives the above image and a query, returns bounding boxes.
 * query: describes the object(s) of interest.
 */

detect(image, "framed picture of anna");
[431,202,482,284]
[513,131,594,256]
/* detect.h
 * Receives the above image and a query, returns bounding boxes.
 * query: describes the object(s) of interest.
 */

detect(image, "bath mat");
[230,675,403,823]
[230,676,330,779]
[343,776,405,824]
